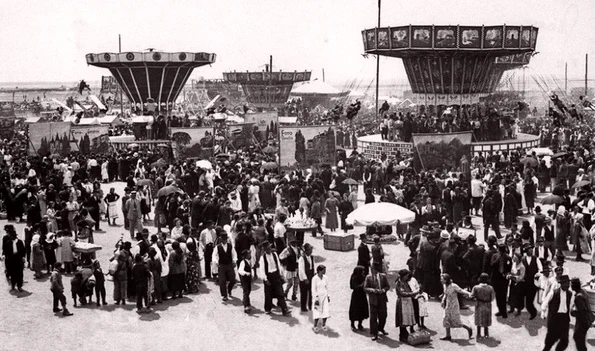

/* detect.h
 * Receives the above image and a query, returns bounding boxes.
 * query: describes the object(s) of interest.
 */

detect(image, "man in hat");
[190,191,206,230]
[522,243,542,319]
[543,214,556,260]
[125,191,143,240]
[199,220,217,279]
[541,275,573,351]
[463,235,484,288]
[491,244,512,318]
[570,278,593,351]
[554,252,570,276]
[2,225,25,291]
[298,243,315,312]
[121,188,131,230]
[258,241,291,316]
[280,239,301,301]
[364,261,390,341]
[357,234,371,276]
[213,231,236,301]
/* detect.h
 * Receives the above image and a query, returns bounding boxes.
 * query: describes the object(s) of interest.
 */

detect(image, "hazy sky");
[1,0,594,90]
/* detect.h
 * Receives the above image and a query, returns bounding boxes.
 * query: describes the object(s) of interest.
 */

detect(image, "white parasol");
[346,202,415,226]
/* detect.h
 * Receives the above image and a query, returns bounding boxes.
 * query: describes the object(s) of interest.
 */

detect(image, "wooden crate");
[324,233,354,251]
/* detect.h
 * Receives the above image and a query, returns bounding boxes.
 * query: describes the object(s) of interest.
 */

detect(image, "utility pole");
[322,68,325,83]
[375,0,381,119]
[564,62,568,95]
[586,54,589,96]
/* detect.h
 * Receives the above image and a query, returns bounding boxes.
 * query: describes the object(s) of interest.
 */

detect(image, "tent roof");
[291,80,343,95]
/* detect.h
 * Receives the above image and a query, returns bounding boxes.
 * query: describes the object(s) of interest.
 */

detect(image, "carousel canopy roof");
[86,51,216,106]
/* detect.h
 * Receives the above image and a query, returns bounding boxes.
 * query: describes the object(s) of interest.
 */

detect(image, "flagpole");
[375,0,381,119]
[119,34,124,117]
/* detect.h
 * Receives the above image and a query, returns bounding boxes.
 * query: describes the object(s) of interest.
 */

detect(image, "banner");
[170,127,214,159]
[279,126,336,171]
[243,112,278,142]
[412,132,472,171]
[28,122,71,156]
[70,125,110,154]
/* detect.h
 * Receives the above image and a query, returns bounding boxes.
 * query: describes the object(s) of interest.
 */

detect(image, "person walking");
[49,262,72,316]
[570,278,593,351]
[349,265,369,331]
[364,262,390,341]
[357,234,371,276]
[440,273,473,341]
[125,191,143,240]
[280,239,300,301]
[213,232,236,301]
[491,244,512,318]
[470,273,495,338]
[238,249,253,313]
[298,243,315,312]
[2,225,25,291]
[199,220,216,279]
[324,191,339,232]
[312,265,330,332]
[259,241,291,316]
[541,275,573,351]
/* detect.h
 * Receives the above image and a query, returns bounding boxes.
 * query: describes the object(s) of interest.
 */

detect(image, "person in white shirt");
[237,249,252,313]
[540,275,573,351]
[258,241,290,316]
[298,243,315,312]
[274,214,288,253]
[470,174,485,216]
[212,232,236,301]
[199,221,217,279]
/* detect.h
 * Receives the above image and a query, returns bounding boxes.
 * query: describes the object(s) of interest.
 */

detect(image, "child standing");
[59,231,74,274]
[92,260,108,306]
[416,291,429,329]
[50,262,73,316]
[70,271,86,306]
[238,249,253,313]
[470,273,495,338]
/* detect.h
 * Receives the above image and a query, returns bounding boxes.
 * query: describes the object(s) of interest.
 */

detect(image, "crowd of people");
[1,103,595,348]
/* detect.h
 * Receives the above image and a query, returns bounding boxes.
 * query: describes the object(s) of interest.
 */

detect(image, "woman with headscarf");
[324,191,339,233]
[185,237,201,294]
[111,242,132,305]
[349,265,369,331]
[31,234,46,279]
[168,241,186,299]
[470,273,495,338]
[395,269,419,342]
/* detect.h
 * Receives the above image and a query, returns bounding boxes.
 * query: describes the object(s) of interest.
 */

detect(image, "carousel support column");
[158,64,168,114]
[375,0,381,120]
[127,66,144,112]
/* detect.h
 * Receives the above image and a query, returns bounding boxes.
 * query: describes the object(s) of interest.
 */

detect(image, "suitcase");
[407,330,431,346]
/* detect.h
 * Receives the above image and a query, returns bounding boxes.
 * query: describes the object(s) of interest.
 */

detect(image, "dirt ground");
[1,181,594,351]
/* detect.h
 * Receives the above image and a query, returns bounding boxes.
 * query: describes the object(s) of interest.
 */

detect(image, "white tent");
[291,80,343,95]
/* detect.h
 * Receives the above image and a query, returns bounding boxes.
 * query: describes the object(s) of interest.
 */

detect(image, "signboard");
[412,132,472,171]
[28,122,71,156]
[170,127,214,159]
[70,125,110,154]
[243,112,278,141]
[279,126,336,171]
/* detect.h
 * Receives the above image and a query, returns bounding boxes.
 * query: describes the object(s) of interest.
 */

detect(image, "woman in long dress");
[339,193,354,233]
[31,234,46,279]
[470,273,495,338]
[440,273,473,341]
[185,237,201,293]
[248,180,261,213]
[324,192,339,232]
[101,160,109,183]
[507,253,526,316]
[395,269,419,342]
[312,265,330,333]
[104,188,120,226]
[349,266,369,331]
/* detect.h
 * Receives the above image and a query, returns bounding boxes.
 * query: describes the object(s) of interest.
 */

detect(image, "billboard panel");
[170,127,214,159]
[412,132,472,171]
[279,126,336,171]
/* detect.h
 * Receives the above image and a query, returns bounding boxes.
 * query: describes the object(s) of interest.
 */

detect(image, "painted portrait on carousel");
[484,26,503,48]
[521,28,531,47]
[390,27,409,48]
[377,28,390,49]
[505,27,520,48]
[459,27,481,48]
[434,27,456,48]
[411,27,432,48]
[365,29,376,50]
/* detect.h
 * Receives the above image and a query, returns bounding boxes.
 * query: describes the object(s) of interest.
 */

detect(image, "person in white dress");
[312,265,330,332]
[248,180,260,213]
[101,160,109,183]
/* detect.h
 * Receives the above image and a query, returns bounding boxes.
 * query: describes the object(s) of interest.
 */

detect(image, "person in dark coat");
[357,234,371,276]
[491,244,512,318]
[416,229,442,298]
[364,262,390,341]
[86,191,101,231]
[570,278,594,351]
[190,191,206,230]
[2,225,26,291]
[541,275,572,351]
[463,235,485,288]
[349,265,369,331]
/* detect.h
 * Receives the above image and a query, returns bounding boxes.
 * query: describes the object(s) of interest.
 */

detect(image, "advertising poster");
[244,112,278,142]
[460,27,481,48]
[279,126,336,171]
[411,26,432,48]
[170,127,214,159]
[412,132,472,171]
[28,122,71,156]
[70,125,110,154]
